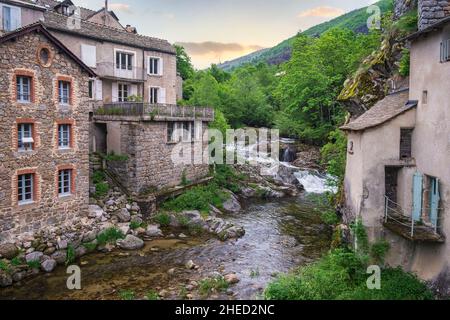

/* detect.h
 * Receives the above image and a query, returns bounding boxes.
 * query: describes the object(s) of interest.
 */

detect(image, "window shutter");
[131,85,138,96]
[11,7,21,30]
[159,58,164,75]
[95,79,103,100]
[81,44,97,68]
[112,82,118,102]
[195,121,202,141]
[159,87,166,104]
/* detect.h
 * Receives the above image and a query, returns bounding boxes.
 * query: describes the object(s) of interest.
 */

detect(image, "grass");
[153,212,171,227]
[92,170,106,184]
[0,260,9,272]
[27,260,41,270]
[118,290,135,300]
[83,242,98,251]
[10,257,22,267]
[130,221,143,230]
[198,276,229,297]
[66,245,76,266]
[95,182,110,198]
[146,290,160,300]
[250,268,260,279]
[105,152,129,162]
[265,248,434,300]
[96,227,125,246]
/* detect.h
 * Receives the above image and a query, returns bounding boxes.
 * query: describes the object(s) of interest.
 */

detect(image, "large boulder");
[146,225,163,238]
[218,226,246,241]
[0,243,18,259]
[117,235,144,250]
[222,192,242,213]
[25,251,44,263]
[51,250,67,265]
[0,272,13,287]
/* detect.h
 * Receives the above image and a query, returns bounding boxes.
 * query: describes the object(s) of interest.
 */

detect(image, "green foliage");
[146,290,160,300]
[175,44,195,80]
[0,260,9,272]
[162,184,228,214]
[399,49,410,77]
[27,260,40,270]
[351,219,370,254]
[250,268,260,279]
[393,9,418,34]
[127,95,143,102]
[321,129,347,186]
[370,240,391,265]
[181,169,190,186]
[153,212,171,227]
[96,227,125,246]
[212,165,243,193]
[11,257,22,266]
[95,182,110,198]
[265,248,433,300]
[66,245,76,266]
[129,221,143,230]
[118,290,135,300]
[105,152,129,162]
[83,242,97,251]
[198,276,229,297]
[209,109,230,136]
[92,170,106,184]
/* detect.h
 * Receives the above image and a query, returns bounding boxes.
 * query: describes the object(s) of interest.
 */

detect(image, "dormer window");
[1,5,21,32]
[440,39,450,62]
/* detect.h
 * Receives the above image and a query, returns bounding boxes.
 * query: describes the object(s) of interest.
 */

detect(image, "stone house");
[0,22,96,243]
[0,0,214,196]
[342,0,450,293]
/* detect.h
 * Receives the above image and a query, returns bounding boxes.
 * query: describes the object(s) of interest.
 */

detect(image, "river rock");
[131,216,143,226]
[41,259,57,273]
[222,191,242,213]
[83,230,98,243]
[51,250,67,265]
[88,205,105,219]
[146,225,163,238]
[57,239,68,250]
[115,208,131,223]
[117,235,144,250]
[25,251,43,263]
[0,243,18,259]
[224,273,240,285]
[240,187,257,198]
[178,233,188,239]
[218,226,246,241]
[0,272,13,287]
[12,271,26,282]
[118,223,131,236]
[185,260,198,270]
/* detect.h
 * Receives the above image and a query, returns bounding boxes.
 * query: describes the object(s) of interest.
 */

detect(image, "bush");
[92,170,106,184]
[66,245,76,266]
[97,227,125,246]
[198,276,229,297]
[95,182,110,198]
[399,49,410,77]
[0,260,9,272]
[27,260,40,270]
[370,240,390,265]
[153,212,171,227]
[265,249,433,300]
[212,165,243,193]
[118,290,135,300]
[105,151,129,162]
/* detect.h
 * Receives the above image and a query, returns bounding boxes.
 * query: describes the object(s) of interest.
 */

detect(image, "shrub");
[399,49,410,77]
[370,239,390,265]
[92,170,106,184]
[11,257,22,266]
[105,151,129,162]
[153,212,171,227]
[83,242,97,251]
[66,245,76,266]
[27,260,41,270]
[97,227,125,246]
[0,260,9,272]
[212,165,243,193]
[181,169,190,186]
[198,276,229,297]
[95,182,110,198]
[129,221,143,230]
[118,290,135,300]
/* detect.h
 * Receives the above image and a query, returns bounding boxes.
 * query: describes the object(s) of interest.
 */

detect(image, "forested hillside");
[218,0,393,71]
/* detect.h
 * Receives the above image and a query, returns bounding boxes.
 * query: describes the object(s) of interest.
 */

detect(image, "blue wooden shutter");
[430,178,440,227]
[412,172,423,222]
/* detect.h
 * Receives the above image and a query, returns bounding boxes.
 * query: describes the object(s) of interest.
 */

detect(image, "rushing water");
[0,195,331,300]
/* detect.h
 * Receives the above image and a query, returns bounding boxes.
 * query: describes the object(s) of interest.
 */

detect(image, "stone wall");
[419,0,450,30]
[394,0,418,19]
[0,32,91,243]
[106,121,210,195]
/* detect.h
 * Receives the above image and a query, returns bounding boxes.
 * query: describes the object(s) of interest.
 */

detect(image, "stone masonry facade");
[107,121,210,195]
[419,0,450,30]
[0,31,91,243]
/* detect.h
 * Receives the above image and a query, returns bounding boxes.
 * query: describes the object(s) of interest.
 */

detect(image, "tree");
[175,45,195,80]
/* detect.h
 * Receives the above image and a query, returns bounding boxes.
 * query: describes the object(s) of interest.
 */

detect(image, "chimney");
[126,24,137,34]
[104,0,108,25]
[418,0,450,30]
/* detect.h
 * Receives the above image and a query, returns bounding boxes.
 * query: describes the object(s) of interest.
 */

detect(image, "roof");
[340,90,417,132]
[1,0,47,10]
[405,16,450,41]
[0,22,96,77]
[42,11,176,54]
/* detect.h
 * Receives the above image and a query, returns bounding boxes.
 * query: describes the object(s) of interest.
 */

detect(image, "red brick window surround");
[56,76,74,106]
[56,119,75,149]
[13,70,35,103]
[56,165,76,197]
[16,119,37,152]
[15,169,39,206]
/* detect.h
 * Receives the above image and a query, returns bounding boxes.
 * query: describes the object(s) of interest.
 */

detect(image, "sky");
[75,0,379,68]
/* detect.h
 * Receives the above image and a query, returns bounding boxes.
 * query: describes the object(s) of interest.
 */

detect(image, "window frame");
[149,87,159,104]
[58,80,71,105]
[17,123,34,152]
[58,123,72,149]
[148,57,161,75]
[16,75,31,103]
[118,83,129,102]
[18,173,34,205]
[116,52,133,71]
[58,169,72,197]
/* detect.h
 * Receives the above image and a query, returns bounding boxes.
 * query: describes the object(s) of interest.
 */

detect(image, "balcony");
[383,196,445,243]
[94,103,215,122]
[95,62,146,82]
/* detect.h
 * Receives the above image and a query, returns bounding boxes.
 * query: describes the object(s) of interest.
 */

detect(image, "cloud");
[298,6,345,18]
[109,3,132,14]
[175,41,265,56]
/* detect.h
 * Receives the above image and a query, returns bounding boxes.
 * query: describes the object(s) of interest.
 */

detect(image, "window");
[348,141,354,155]
[148,57,161,75]
[81,44,96,68]
[16,76,31,102]
[400,129,413,159]
[18,173,34,205]
[422,90,428,105]
[58,124,71,149]
[150,87,159,104]
[167,122,194,142]
[58,81,71,105]
[441,39,450,62]
[116,52,133,70]
[58,169,72,196]
[88,80,94,99]
[17,123,34,151]
[118,84,129,102]
[2,5,20,32]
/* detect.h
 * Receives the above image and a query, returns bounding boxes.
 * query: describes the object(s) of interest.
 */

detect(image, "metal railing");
[95,102,215,120]
[384,196,443,238]
[95,62,146,81]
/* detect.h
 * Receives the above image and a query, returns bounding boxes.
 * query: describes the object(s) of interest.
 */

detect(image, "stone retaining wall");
[419,0,450,30]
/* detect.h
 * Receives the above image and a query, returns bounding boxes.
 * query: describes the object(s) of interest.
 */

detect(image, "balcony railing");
[94,102,215,121]
[95,62,146,81]
[383,196,445,243]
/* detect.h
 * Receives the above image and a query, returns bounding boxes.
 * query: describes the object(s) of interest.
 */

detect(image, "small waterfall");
[281,147,296,163]
[294,170,337,194]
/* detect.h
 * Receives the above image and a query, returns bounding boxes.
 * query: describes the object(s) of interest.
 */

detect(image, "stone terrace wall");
[394,0,418,19]
[108,121,210,195]
[419,0,450,30]
[0,33,91,243]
